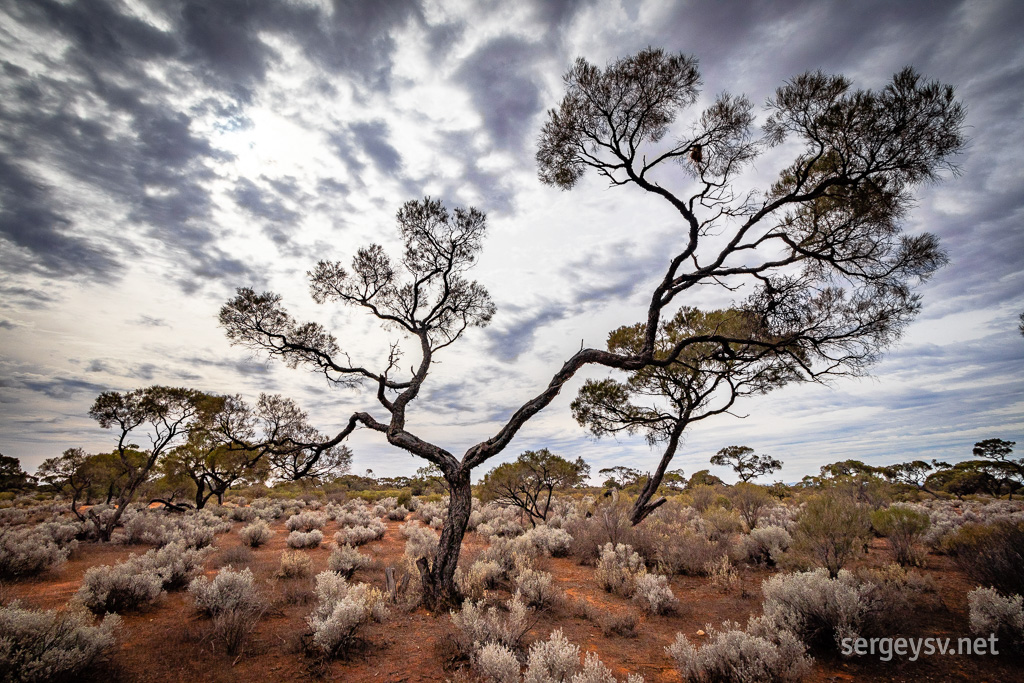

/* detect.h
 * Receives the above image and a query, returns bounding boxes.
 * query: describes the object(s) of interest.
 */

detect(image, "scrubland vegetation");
[2,465,1023,682]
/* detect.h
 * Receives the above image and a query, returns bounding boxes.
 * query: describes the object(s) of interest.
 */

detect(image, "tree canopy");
[479,449,589,526]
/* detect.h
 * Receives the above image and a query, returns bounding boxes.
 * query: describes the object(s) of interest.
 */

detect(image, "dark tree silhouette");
[219,49,965,608]
[710,445,783,483]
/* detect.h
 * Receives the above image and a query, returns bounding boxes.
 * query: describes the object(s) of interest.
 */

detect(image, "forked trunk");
[420,468,472,611]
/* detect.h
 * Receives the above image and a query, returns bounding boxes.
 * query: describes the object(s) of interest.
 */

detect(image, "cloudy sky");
[1,0,1021,485]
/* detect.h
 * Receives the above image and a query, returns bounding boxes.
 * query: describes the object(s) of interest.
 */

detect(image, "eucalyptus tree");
[710,445,783,483]
[219,48,965,607]
[544,48,964,524]
[479,449,589,526]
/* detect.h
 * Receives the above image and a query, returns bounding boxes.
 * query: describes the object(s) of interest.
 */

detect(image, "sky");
[0,0,1021,486]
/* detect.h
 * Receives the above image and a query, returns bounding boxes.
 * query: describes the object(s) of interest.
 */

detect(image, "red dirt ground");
[5,516,1021,682]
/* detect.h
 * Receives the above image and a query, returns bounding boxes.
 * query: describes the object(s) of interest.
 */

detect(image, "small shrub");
[515,568,557,609]
[189,566,264,617]
[0,526,70,579]
[279,550,313,578]
[229,506,257,522]
[666,623,811,682]
[595,543,646,597]
[522,525,573,557]
[944,520,1024,596]
[387,505,410,521]
[600,610,639,638]
[0,602,121,682]
[239,520,274,548]
[188,567,266,655]
[658,528,727,576]
[572,651,643,683]
[751,568,908,652]
[476,641,521,683]
[306,571,389,659]
[741,526,791,567]
[706,556,739,593]
[450,594,531,656]
[456,560,503,601]
[285,511,327,532]
[523,628,579,683]
[968,587,1024,650]
[328,544,370,579]
[401,522,439,563]
[793,493,870,577]
[287,529,324,549]
[77,562,164,614]
[633,573,676,614]
[136,540,212,589]
[335,522,386,546]
[871,504,930,567]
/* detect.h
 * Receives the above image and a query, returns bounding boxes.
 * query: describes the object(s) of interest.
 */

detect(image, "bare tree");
[219,49,965,608]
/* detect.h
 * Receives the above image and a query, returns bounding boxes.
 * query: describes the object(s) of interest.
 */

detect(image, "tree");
[879,460,940,497]
[541,48,963,525]
[969,438,1022,499]
[686,469,724,488]
[710,445,782,482]
[219,48,965,607]
[572,307,799,522]
[597,466,642,489]
[37,448,97,518]
[83,387,222,540]
[0,454,30,491]
[479,449,589,526]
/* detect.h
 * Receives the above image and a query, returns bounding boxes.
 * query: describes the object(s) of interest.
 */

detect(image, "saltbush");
[285,511,327,532]
[666,623,811,683]
[450,594,531,656]
[328,544,370,579]
[968,587,1024,650]
[523,629,579,683]
[0,526,70,579]
[515,568,557,609]
[278,550,313,578]
[77,562,164,614]
[306,571,389,658]
[239,520,274,548]
[0,602,121,683]
[633,573,676,615]
[475,642,521,683]
[595,543,646,597]
[287,529,324,549]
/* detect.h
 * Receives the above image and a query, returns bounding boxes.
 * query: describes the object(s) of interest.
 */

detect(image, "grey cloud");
[350,120,403,173]
[137,316,169,327]
[86,360,113,373]
[456,36,544,151]
[0,156,118,279]
[485,301,569,362]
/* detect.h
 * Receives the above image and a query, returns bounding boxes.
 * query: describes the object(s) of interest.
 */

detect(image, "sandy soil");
[5,515,1020,682]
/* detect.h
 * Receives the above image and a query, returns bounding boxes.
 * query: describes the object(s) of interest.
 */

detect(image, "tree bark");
[422,467,472,611]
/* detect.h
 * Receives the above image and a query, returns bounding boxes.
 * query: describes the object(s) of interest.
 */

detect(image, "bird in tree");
[710,445,782,483]
[219,48,965,608]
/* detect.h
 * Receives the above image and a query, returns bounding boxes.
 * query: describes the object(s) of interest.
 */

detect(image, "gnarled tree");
[219,48,964,608]
[544,48,963,526]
